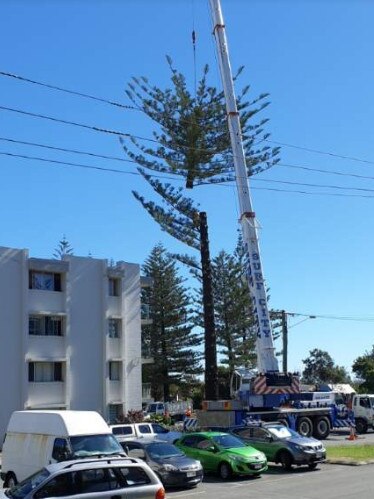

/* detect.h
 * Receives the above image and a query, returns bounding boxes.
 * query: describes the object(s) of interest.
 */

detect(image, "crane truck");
[194,0,356,440]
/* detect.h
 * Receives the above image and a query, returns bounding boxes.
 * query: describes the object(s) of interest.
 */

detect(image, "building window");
[108,278,120,297]
[108,404,123,424]
[28,362,63,382]
[141,303,151,320]
[108,319,121,338]
[29,315,64,336]
[29,271,62,291]
[109,361,121,381]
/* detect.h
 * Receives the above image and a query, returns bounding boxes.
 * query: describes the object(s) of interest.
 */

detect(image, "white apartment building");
[0,246,144,443]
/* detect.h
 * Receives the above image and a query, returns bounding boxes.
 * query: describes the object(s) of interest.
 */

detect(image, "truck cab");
[352,394,374,433]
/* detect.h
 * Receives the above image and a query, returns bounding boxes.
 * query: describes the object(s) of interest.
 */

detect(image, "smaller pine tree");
[53,235,74,260]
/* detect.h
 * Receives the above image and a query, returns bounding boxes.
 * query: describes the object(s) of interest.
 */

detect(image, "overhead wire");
[288,312,374,322]
[2,68,374,168]
[3,150,374,199]
[0,70,139,111]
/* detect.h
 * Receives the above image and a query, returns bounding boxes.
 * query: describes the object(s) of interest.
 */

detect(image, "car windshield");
[151,423,169,434]
[70,434,123,457]
[212,434,246,448]
[369,397,374,409]
[147,404,158,413]
[5,469,50,499]
[146,442,184,459]
[267,426,300,439]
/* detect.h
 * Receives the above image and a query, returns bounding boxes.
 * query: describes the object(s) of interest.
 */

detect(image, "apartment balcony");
[142,383,152,404]
[107,380,122,403]
[141,303,152,326]
[27,335,66,359]
[26,382,66,409]
[28,290,66,315]
[141,343,154,364]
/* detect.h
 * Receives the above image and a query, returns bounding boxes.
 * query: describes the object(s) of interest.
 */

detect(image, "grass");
[327,445,374,461]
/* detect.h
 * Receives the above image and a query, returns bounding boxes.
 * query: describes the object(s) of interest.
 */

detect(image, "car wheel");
[297,416,313,437]
[5,473,17,489]
[312,416,330,439]
[218,462,232,480]
[355,418,368,434]
[279,451,293,470]
[308,463,318,470]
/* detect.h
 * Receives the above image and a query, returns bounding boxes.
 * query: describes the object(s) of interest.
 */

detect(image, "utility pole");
[281,310,288,373]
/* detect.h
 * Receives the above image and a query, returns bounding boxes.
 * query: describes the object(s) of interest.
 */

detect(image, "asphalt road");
[167,463,374,499]
[324,428,374,446]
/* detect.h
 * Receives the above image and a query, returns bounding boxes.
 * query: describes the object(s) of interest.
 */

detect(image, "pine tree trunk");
[199,212,218,400]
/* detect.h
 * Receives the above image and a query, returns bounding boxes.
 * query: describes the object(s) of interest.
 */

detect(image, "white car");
[2,457,165,499]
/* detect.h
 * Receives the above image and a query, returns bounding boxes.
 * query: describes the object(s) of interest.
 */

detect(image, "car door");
[242,427,275,460]
[194,437,220,472]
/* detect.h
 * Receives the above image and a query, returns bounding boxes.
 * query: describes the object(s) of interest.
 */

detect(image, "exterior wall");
[0,247,142,444]
[0,247,28,447]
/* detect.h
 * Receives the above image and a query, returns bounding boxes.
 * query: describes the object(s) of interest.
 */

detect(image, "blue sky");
[1,0,374,375]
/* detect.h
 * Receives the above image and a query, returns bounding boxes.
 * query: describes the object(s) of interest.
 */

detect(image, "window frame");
[28,361,64,382]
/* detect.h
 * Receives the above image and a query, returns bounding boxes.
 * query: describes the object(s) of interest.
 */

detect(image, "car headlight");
[256,452,266,461]
[161,464,178,471]
[293,445,307,452]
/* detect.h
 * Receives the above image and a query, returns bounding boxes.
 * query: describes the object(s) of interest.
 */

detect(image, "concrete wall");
[0,247,143,443]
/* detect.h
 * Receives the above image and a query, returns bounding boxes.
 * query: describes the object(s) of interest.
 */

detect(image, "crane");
[209,0,299,394]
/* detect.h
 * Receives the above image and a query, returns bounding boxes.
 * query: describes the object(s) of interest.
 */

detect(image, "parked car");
[120,438,203,488]
[230,423,326,470]
[1,457,165,499]
[1,410,125,488]
[174,431,267,480]
[110,422,181,443]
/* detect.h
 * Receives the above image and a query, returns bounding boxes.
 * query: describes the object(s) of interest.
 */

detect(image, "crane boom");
[209,0,278,373]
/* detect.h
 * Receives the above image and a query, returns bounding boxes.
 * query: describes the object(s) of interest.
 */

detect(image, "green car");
[174,432,267,480]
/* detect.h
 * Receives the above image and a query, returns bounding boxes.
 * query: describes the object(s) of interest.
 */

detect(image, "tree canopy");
[302,348,350,385]
[141,243,202,401]
[352,345,374,392]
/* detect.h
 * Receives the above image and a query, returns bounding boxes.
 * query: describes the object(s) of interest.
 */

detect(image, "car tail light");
[155,487,165,499]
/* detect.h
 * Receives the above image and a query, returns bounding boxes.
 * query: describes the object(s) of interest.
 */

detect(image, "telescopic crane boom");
[209,0,279,375]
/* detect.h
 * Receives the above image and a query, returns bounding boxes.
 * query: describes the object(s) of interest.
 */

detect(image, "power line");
[0,70,138,111]
[279,162,374,182]
[252,176,374,194]
[0,104,222,153]
[3,150,374,199]
[0,136,138,165]
[265,139,374,167]
[0,150,178,181]
[3,69,374,169]
[5,135,374,194]
[0,104,157,142]
[288,312,374,322]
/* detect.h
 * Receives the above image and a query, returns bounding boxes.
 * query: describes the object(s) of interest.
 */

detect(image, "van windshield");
[70,434,123,458]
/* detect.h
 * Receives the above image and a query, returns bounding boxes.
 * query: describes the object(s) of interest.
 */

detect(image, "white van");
[1,410,125,488]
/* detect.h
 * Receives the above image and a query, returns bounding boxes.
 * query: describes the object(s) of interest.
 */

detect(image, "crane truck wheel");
[355,418,368,434]
[312,416,330,440]
[297,417,313,437]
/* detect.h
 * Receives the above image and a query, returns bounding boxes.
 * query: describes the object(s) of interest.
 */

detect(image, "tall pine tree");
[142,243,202,401]
[123,59,279,399]
[211,242,257,377]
